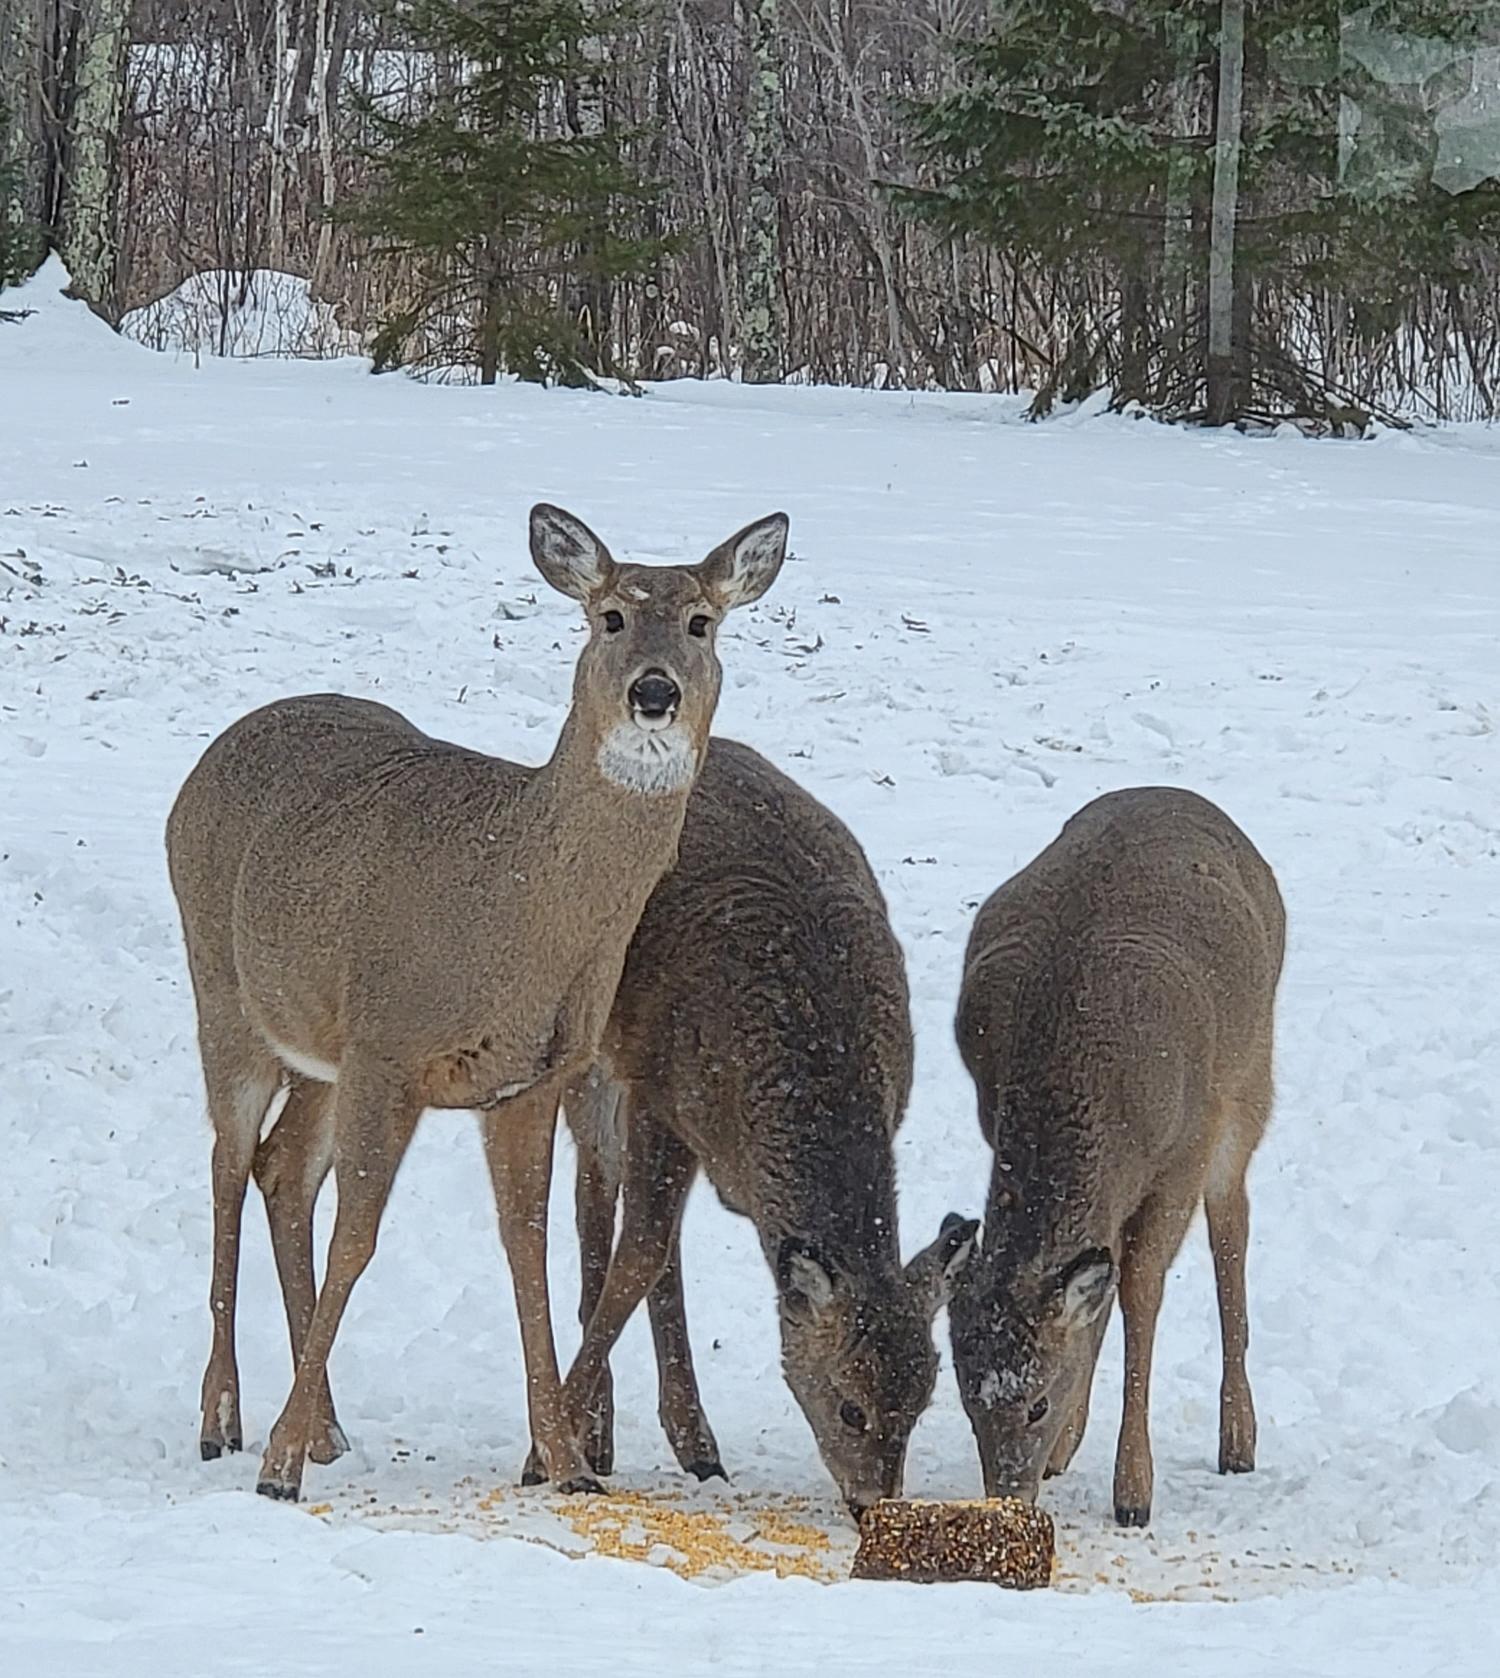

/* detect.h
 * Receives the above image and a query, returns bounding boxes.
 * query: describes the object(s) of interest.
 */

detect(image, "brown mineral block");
[851,1498,1055,1589]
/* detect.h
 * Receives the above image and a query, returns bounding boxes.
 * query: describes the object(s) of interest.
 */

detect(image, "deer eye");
[602,608,625,634]
[840,1401,868,1433]
[1027,1398,1050,1426]
[688,613,711,638]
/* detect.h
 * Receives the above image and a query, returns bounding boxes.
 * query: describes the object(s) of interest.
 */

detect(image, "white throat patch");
[597,719,698,796]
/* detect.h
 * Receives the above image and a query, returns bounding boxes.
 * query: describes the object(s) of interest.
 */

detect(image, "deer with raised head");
[947,786,1284,1527]
[165,504,788,1502]
[542,739,978,1519]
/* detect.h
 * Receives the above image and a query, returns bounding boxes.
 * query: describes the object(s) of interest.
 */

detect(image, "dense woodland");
[3,2,1499,424]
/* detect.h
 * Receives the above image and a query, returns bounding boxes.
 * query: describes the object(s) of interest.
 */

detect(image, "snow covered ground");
[2,261,1497,1674]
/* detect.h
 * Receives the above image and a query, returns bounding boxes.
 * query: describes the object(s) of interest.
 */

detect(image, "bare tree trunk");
[564,10,610,373]
[310,0,338,292]
[479,242,501,386]
[797,0,906,382]
[1118,270,1149,406]
[58,0,129,315]
[1206,0,1244,426]
[1,0,46,278]
[1162,11,1200,341]
[676,0,733,374]
[639,15,672,367]
[739,0,782,381]
[266,0,292,271]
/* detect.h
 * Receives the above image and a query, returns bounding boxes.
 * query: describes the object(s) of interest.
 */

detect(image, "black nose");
[628,670,680,717]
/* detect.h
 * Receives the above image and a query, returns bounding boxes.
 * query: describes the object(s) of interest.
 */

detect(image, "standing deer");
[545,739,978,1518]
[165,504,788,1502]
[947,787,1284,1527]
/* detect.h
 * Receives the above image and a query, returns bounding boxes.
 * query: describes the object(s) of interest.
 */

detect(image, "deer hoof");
[686,1460,728,1484]
[1114,1500,1151,1529]
[557,1473,604,1496]
[1219,1410,1256,1475]
[256,1477,301,1502]
[309,1420,350,1466]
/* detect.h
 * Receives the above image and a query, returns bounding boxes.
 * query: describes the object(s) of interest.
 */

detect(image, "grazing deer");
[545,739,978,1518]
[165,504,788,1502]
[947,787,1284,1527]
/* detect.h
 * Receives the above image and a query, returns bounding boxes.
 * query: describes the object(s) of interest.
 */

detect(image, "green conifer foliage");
[898,2,1500,426]
[343,0,668,385]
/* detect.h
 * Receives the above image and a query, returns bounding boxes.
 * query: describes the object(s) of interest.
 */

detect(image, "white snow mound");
[119,268,361,360]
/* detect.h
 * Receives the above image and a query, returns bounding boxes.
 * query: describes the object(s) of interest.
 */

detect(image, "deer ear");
[698,513,789,611]
[777,1236,839,1318]
[530,503,616,601]
[1054,1248,1116,1330]
[906,1213,981,1317]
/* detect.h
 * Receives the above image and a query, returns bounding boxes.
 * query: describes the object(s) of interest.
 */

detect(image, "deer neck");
[983,1087,1103,1276]
[762,1104,904,1283]
[513,707,699,934]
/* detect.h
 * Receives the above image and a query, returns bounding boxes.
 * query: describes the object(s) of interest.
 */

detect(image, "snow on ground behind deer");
[1,264,1497,1673]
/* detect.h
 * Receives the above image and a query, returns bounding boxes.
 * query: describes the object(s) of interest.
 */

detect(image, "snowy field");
[2,262,1497,1675]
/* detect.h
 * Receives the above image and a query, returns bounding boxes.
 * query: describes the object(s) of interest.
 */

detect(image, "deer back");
[957,786,1284,1228]
[604,738,913,1228]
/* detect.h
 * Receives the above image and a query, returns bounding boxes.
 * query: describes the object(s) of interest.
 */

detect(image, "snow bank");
[0,256,151,369]
[119,269,362,361]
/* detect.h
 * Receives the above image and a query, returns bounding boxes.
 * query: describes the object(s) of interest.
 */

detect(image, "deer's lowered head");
[776,1213,978,1518]
[948,1233,1117,1505]
[531,503,788,797]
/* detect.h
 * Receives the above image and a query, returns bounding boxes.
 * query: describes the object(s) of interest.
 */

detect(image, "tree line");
[3,2,1498,426]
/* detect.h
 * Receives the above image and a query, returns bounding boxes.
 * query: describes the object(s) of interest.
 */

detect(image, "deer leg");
[481,1087,599,1493]
[575,1132,619,1476]
[253,1076,347,1465]
[1206,1164,1257,1476]
[258,1055,422,1501]
[1113,1193,1195,1528]
[521,1104,620,1486]
[1045,1309,1108,1480]
[648,1240,725,1482]
[199,1033,279,1461]
[558,1112,697,1448]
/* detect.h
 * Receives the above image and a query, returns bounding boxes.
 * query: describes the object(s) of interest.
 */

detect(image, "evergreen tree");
[343,0,668,386]
[897,2,1500,426]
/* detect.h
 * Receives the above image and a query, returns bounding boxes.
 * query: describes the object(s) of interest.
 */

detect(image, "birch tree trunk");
[1162,12,1200,334]
[1206,0,1245,426]
[739,0,782,382]
[57,0,129,315]
[564,10,610,372]
[310,0,338,292]
[265,0,292,272]
[639,14,672,365]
